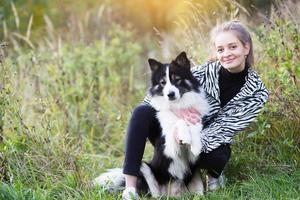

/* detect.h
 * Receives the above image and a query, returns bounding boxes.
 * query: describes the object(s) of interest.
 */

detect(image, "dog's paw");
[179,135,191,145]
[177,133,191,145]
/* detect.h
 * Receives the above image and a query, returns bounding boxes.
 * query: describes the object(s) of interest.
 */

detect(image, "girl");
[122,20,269,199]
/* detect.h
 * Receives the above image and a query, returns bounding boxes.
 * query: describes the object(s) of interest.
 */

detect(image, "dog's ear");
[174,51,190,68]
[148,58,162,71]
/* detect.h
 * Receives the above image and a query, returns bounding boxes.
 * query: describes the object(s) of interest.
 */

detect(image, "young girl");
[122,20,269,199]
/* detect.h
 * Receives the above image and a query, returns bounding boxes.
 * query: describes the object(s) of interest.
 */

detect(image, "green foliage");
[255,15,300,122]
[0,24,144,199]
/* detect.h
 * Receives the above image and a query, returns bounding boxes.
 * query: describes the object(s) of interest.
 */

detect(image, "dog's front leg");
[140,163,161,197]
[161,113,180,159]
[164,130,179,159]
[189,125,203,157]
[168,180,188,197]
[187,171,204,195]
[176,119,191,145]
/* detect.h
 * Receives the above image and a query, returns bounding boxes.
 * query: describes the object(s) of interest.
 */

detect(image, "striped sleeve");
[191,64,206,84]
[200,86,269,153]
[142,92,152,105]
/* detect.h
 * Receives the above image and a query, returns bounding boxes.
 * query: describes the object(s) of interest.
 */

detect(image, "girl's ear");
[244,43,250,56]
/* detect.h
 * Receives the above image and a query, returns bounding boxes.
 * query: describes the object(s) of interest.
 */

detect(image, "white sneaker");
[207,175,219,191]
[207,173,225,191]
[122,187,139,200]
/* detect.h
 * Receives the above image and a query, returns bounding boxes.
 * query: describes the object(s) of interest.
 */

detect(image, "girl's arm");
[200,88,269,153]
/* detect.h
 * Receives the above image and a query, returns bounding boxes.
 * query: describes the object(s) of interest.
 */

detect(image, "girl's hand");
[172,107,202,125]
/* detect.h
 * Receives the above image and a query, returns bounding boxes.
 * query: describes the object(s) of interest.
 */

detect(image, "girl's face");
[214,31,250,73]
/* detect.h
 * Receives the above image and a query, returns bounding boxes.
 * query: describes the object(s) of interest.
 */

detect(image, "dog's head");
[148,51,200,102]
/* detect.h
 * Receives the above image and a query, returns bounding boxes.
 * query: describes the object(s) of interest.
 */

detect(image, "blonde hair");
[210,20,254,68]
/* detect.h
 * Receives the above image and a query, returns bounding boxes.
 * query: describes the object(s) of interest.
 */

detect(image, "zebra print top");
[144,60,269,153]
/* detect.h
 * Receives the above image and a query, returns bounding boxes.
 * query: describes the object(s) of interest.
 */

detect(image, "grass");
[1,1,300,200]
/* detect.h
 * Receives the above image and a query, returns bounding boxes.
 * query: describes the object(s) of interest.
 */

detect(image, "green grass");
[1,169,300,200]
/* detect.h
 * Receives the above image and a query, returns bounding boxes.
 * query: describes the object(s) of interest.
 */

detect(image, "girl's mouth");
[224,58,235,64]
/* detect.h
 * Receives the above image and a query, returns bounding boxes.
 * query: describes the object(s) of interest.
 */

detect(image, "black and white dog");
[93,52,210,197]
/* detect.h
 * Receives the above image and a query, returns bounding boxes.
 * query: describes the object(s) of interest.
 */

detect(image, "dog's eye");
[172,75,182,84]
[160,80,166,85]
[175,78,182,84]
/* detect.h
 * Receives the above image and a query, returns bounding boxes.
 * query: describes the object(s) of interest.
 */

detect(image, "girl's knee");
[131,104,156,120]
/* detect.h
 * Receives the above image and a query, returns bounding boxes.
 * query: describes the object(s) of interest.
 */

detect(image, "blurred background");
[0,0,299,199]
[0,0,274,34]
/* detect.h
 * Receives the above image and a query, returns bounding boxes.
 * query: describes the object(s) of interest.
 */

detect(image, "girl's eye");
[217,48,223,53]
[230,45,237,49]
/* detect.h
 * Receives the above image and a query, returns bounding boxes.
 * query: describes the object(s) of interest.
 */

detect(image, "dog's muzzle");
[167,91,176,101]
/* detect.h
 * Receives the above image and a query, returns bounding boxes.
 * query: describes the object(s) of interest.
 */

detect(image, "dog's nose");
[167,91,175,100]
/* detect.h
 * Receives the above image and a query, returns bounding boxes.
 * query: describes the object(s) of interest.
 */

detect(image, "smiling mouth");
[224,58,235,63]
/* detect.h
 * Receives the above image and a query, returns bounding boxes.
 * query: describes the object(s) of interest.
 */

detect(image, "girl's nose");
[223,48,231,57]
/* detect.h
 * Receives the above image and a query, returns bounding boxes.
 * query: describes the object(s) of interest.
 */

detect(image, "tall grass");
[0,0,300,200]
[0,15,144,199]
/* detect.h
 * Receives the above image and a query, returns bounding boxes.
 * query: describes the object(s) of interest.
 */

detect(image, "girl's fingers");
[185,114,201,125]
[171,108,202,125]
[188,108,201,115]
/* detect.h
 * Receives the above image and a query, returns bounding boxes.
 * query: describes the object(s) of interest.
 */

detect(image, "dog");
[93,52,210,198]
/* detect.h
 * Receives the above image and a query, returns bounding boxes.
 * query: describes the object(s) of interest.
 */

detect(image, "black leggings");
[123,104,231,178]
